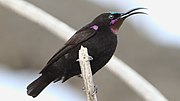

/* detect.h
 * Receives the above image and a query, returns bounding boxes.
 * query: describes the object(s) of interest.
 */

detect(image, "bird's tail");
[26,75,53,98]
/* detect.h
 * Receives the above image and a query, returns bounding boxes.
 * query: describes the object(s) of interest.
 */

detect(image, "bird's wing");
[40,28,97,73]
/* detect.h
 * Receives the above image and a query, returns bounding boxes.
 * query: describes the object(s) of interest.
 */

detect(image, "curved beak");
[121,7,147,20]
[110,7,147,34]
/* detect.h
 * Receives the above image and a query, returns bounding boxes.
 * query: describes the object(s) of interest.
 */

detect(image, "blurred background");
[0,0,180,101]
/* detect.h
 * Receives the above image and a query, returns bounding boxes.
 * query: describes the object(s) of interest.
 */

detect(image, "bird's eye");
[108,15,114,19]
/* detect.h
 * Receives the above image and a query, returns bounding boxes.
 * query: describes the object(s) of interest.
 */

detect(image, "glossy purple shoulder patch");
[90,25,98,31]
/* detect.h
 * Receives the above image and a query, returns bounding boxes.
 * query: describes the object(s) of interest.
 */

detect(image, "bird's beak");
[110,7,147,34]
[121,7,147,20]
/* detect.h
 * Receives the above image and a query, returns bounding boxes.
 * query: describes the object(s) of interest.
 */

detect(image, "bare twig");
[0,0,169,101]
[78,46,98,101]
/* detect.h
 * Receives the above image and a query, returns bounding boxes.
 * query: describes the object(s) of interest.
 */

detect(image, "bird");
[27,7,146,98]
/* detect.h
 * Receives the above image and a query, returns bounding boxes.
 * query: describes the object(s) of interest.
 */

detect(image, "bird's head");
[92,7,147,34]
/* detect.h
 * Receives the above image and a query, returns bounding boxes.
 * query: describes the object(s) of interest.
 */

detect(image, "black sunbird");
[27,7,146,98]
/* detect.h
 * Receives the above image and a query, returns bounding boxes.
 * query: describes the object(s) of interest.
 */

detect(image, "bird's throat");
[110,27,119,34]
[110,19,122,34]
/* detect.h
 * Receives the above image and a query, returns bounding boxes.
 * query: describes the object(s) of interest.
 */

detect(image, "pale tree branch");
[78,46,98,101]
[0,0,169,101]
[0,0,75,40]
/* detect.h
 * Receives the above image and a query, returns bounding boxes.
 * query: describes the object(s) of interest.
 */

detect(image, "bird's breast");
[83,29,117,58]
[80,29,117,74]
